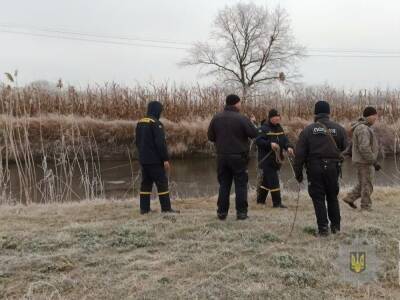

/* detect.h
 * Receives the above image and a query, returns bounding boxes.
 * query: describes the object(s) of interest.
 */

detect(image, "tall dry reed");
[1,79,400,204]
[1,82,400,122]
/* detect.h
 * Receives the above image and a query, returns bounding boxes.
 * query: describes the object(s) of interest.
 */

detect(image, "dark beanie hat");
[226,94,241,106]
[268,109,280,119]
[147,101,163,119]
[363,106,378,118]
[314,100,331,115]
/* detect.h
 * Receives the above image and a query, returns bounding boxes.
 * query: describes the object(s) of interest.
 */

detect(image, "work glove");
[374,163,381,172]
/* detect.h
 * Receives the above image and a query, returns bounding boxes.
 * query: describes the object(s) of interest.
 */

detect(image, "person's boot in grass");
[331,225,340,235]
[159,194,180,214]
[140,193,152,215]
[318,231,330,238]
[237,213,248,220]
[140,209,156,215]
[162,208,180,214]
[273,204,288,209]
[317,226,330,237]
[217,213,227,221]
[342,198,357,209]
[256,187,268,205]
[272,191,287,208]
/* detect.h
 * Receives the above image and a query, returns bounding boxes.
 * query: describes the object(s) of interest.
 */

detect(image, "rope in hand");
[285,153,302,240]
[257,144,283,168]
[256,145,301,241]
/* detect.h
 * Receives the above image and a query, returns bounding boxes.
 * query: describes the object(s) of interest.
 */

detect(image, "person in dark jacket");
[208,94,258,220]
[135,101,179,214]
[256,109,294,208]
[294,101,347,236]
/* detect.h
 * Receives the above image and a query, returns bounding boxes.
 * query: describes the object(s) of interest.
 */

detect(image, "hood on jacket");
[351,117,369,132]
[147,101,163,120]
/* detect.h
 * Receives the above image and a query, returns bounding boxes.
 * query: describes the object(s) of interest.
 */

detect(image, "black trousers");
[257,163,282,206]
[140,164,171,212]
[217,154,249,216]
[306,160,341,233]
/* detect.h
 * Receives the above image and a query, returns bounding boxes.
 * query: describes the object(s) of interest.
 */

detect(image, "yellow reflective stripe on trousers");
[158,191,169,196]
[266,132,284,136]
[260,186,280,192]
[140,192,152,195]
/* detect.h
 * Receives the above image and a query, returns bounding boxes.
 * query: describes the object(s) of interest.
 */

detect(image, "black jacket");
[256,122,291,169]
[294,114,348,176]
[135,102,169,165]
[208,106,257,155]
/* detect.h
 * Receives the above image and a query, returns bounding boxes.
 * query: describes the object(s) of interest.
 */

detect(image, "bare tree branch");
[180,2,304,99]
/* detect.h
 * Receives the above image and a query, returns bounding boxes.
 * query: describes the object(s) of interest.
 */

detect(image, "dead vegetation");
[2,82,400,122]
[1,81,400,204]
[1,114,398,160]
[1,83,400,160]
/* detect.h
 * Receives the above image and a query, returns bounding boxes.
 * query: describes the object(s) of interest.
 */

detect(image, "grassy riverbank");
[1,187,399,299]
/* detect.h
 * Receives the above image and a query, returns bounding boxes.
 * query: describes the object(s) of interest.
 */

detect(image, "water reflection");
[5,157,400,202]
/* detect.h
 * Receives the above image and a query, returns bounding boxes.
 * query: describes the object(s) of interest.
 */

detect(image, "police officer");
[208,94,258,220]
[135,101,179,214]
[294,101,347,236]
[256,109,294,208]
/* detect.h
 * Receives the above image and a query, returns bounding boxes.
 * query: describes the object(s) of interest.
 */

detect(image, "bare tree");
[181,2,304,99]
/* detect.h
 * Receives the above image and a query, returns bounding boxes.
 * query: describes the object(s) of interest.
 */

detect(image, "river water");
[5,157,399,202]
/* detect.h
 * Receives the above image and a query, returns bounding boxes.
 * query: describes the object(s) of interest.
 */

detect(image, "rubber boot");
[257,188,268,204]
[140,194,151,214]
[271,191,287,208]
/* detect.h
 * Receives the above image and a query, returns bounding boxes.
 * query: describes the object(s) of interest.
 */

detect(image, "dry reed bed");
[1,83,400,160]
[1,83,400,205]
[1,114,398,160]
[1,83,400,121]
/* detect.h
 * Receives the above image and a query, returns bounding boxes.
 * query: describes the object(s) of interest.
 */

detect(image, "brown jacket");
[351,118,379,165]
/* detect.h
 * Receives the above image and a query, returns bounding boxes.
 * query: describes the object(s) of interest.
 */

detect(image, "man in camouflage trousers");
[343,107,380,211]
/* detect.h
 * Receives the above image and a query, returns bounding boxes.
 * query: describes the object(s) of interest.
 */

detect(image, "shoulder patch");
[138,118,155,124]
[313,127,338,136]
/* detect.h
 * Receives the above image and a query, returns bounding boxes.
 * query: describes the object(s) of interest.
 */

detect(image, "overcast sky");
[1,0,399,89]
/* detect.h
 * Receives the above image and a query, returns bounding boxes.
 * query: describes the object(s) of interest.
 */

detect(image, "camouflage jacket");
[351,118,379,165]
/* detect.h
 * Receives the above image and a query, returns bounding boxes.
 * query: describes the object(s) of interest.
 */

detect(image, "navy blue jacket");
[135,102,169,165]
[294,114,347,177]
[256,121,291,169]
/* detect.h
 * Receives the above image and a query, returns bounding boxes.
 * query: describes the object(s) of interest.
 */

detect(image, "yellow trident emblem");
[350,252,366,273]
